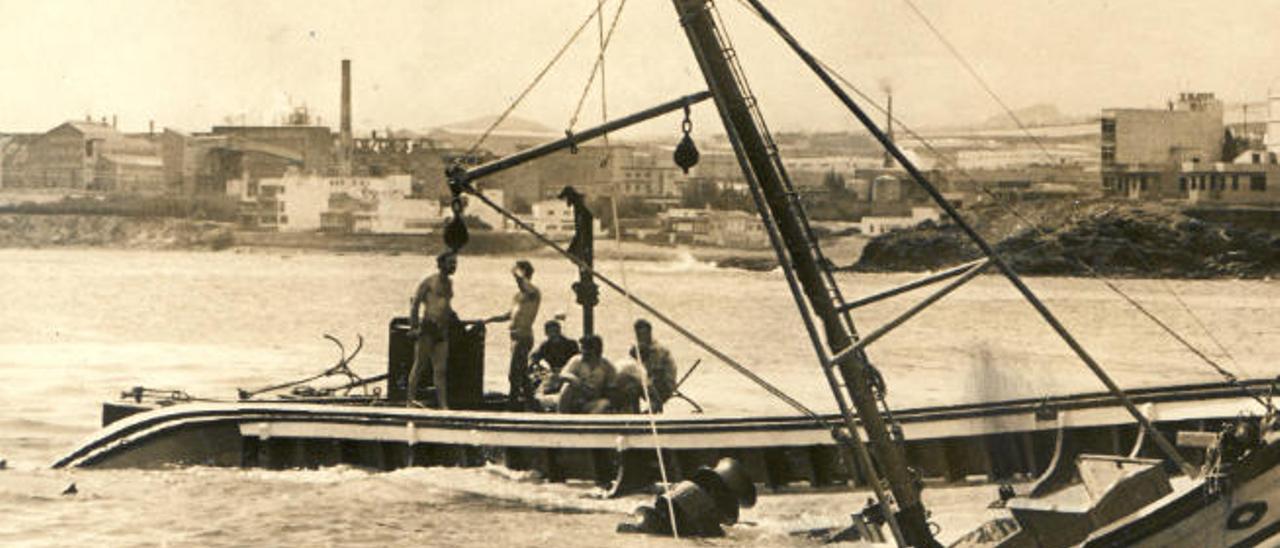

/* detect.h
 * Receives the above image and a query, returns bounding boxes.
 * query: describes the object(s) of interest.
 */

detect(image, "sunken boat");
[58,1,1280,545]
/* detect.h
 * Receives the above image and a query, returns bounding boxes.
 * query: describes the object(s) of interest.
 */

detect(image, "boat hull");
[59,379,1274,494]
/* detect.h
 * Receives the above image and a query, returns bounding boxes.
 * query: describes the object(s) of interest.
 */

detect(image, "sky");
[1,0,1277,138]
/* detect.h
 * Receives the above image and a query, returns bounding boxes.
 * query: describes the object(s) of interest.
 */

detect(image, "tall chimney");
[341,59,353,174]
[112,115,117,129]
[883,92,895,169]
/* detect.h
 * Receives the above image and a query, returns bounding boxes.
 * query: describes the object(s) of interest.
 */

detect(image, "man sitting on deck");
[407,251,457,409]
[557,335,616,414]
[629,319,678,413]
[530,319,579,395]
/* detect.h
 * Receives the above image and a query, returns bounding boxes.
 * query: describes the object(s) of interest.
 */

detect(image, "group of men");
[406,251,678,414]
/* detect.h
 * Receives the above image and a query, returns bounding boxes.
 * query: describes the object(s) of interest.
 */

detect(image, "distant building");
[471,188,511,232]
[1101,92,1224,200]
[8,121,161,191]
[1180,150,1280,206]
[657,207,766,248]
[703,209,767,248]
[236,172,437,232]
[526,198,601,239]
[860,207,940,236]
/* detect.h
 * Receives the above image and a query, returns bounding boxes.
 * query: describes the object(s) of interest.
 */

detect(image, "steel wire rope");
[896,0,1245,378]
[458,188,825,422]
[893,0,1248,381]
[461,5,600,159]
[729,0,1258,403]
[895,0,1059,166]
[573,1,678,535]
[566,0,629,134]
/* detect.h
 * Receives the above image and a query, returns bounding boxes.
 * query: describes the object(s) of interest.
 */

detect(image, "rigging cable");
[579,1,679,536]
[461,5,600,159]
[729,0,1257,402]
[894,0,1248,381]
[895,0,1058,165]
[458,187,824,422]
[566,0,628,134]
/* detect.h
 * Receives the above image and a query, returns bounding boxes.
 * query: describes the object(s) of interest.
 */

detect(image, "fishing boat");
[57,1,1280,545]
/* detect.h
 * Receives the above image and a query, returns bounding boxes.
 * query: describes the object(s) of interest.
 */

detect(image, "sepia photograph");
[3,1,1280,546]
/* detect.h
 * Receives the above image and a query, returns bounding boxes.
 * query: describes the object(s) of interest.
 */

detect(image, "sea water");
[1,248,1277,546]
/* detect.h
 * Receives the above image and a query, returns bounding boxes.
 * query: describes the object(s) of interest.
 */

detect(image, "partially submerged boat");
[57,1,1280,545]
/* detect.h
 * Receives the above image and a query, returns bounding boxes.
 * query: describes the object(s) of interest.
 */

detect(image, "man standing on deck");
[407,251,457,409]
[630,319,677,413]
[484,260,541,410]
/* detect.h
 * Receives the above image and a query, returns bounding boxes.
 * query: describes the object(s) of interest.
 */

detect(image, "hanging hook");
[673,104,700,174]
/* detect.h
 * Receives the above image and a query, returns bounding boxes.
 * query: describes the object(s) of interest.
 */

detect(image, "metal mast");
[672,1,937,545]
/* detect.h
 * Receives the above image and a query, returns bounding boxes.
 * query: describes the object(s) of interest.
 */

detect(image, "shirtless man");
[484,260,541,410]
[407,251,457,408]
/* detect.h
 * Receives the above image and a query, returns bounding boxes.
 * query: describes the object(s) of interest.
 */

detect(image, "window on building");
[1212,175,1223,190]
[1251,175,1267,192]
[1101,146,1115,166]
[1179,177,1187,191]
[1232,175,1240,191]
[85,141,94,158]
[1140,177,1148,191]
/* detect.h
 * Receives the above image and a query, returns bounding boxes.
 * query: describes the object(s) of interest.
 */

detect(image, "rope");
[729,0,1255,403]
[895,0,1059,166]
[460,187,824,421]
[461,6,599,159]
[574,3,678,534]
[566,0,628,133]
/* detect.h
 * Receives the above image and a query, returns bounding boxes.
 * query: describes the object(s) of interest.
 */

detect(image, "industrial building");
[1101,92,1225,200]
[4,120,164,193]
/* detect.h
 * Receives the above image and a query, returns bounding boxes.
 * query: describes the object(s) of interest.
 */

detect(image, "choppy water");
[1,248,1278,546]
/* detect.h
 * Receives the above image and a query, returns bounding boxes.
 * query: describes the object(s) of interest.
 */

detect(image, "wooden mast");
[671,1,938,545]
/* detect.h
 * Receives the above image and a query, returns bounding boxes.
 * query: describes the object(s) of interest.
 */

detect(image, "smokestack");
[340,59,353,174]
[149,120,155,136]
[883,92,894,169]
[341,59,352,136]
[112,115,117,129]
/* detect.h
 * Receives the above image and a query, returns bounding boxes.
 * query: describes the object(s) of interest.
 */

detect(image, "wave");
[622,250,719,274]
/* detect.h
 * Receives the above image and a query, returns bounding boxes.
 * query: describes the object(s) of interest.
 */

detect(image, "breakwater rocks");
[854,204,1280,278]
[0,214,234,250]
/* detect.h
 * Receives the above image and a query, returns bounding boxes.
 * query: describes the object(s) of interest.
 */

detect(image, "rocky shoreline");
[853,201,1280,279]
[0,213,234,250]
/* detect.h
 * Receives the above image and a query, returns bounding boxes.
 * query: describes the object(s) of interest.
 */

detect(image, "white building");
[526,198,602,239]
[471,188,512,232]
[257,174,330,232]
[860,207,940,236]
[238,172,439,233]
